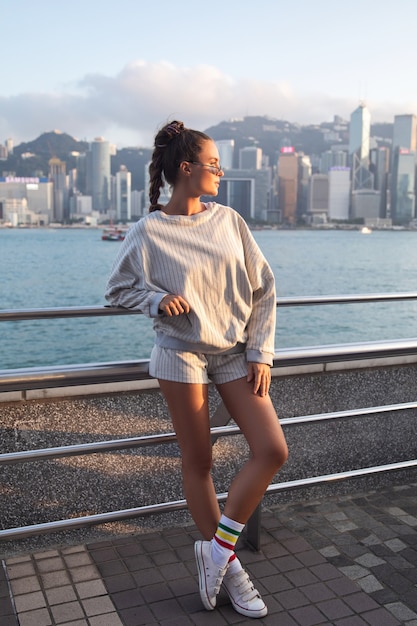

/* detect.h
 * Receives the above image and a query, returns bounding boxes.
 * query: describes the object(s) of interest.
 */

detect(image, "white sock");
[211,514,245,568]
[227,554,244,575]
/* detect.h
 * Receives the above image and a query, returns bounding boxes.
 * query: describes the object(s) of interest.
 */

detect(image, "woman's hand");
[247,362,271,397]
[158,294,190,317]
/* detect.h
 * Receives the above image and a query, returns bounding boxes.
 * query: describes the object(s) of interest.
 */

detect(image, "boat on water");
[360,226,372,234]
[101,226,129,241]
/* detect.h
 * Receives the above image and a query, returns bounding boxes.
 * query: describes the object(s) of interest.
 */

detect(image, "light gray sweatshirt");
[105,203,276,365]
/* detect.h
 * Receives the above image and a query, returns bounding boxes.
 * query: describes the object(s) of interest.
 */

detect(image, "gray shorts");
[149,345,248,384]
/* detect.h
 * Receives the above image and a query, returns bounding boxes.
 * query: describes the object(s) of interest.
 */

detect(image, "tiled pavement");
[1,482,417,626]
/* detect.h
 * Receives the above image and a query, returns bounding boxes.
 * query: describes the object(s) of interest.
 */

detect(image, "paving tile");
[310,562,344,581]
[261,573,293,594]
[35,557,65,574]
[13,591,46,612]
[296,550,327,566]
[74,579,107,598]
[355,554,386,568]
[141,581,174,603]
[277,588,310,610]
[17,608,52,626]
[301,582,336,602]
[133,567,165,587]
[285,567,320,587]
[317,598,354,620]
[69,565,101,583]
[88,547,120,563]
[115,542,145,557]
[104,572,137,593]
[112,588,145,610]
[63,552,93,568]
[40,570,71,588]
[385,602,417,622]
[289,604,327,625]
[119,604,159,625]
[6,561,36,579]
[9,575,41,595]
[150,598,185,621]
[356,574,384,593]
[343,592,380,613]
[50,600,85,623]
[44,585,77,605]
[82,595,116,616]
[361,607,401,625]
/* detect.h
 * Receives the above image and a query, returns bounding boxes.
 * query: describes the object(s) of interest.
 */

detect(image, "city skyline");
[2,0,417,147]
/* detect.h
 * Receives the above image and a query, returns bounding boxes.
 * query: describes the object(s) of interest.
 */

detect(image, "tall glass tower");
[349,104,373,191]
[116,166,131,222]
[90,137,111,213]
[391,115,417,223]
[393,114,417,153]
[391,150,415,224]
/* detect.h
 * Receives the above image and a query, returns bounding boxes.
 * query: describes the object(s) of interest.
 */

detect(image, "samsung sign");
[0,177,49,183]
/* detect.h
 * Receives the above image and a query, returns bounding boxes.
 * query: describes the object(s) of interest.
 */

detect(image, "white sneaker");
[223,568,268,618]
[194,540,227,611]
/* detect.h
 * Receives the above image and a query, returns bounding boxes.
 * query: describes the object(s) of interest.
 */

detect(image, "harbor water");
[1,226,417,369]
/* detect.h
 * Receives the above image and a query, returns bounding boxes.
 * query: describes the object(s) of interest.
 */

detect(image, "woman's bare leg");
[216,377,288,524]
[158,380,220,539]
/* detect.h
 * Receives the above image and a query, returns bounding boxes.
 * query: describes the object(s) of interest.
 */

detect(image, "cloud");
[0,61,412,148]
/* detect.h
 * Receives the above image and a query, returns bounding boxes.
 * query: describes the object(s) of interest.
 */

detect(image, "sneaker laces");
[228,569,260,602]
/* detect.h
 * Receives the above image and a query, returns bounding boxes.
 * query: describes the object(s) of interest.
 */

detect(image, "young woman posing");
[105,120,288,618]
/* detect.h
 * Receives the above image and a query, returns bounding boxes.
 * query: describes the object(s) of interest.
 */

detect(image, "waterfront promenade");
[1,481,417,626]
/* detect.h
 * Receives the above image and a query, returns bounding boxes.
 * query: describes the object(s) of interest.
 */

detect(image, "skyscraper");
[349,104,371,162]
[239,146,262,170]
[278,147,298,224]
[391,149,415,224]
[328,167,350,221]
[90,137,111,213]
[216,140,235,170]
[49,157,67,222]
[115,166,131,222]
[373,147,390,217]
[349,104,373,191]
[391,115,417,223]
[308,174,329,222]
[393,114,417,154]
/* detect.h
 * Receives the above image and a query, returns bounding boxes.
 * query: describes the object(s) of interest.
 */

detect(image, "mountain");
[14,130,89,158]
[2,131,89,180]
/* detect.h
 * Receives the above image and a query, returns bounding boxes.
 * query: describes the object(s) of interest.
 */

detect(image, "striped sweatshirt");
[105,202,276,365]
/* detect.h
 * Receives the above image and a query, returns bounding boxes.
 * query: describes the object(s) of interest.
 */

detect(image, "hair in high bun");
[148,120,211,212]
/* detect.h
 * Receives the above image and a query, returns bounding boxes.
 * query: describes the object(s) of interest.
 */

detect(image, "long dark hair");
[148,121,211,212]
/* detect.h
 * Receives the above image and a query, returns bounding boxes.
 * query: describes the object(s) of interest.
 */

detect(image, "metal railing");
[1,292,417,548]
[2,291,417,393]
[0,402,417,547]
[2,291,417,323]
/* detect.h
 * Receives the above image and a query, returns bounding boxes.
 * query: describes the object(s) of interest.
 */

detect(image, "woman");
[105,120,288,619]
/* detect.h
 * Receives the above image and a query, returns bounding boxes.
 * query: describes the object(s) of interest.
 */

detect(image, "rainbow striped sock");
[211,514,245,568]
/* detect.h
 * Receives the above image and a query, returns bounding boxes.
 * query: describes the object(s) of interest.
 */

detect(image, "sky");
[2,0,417,148]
